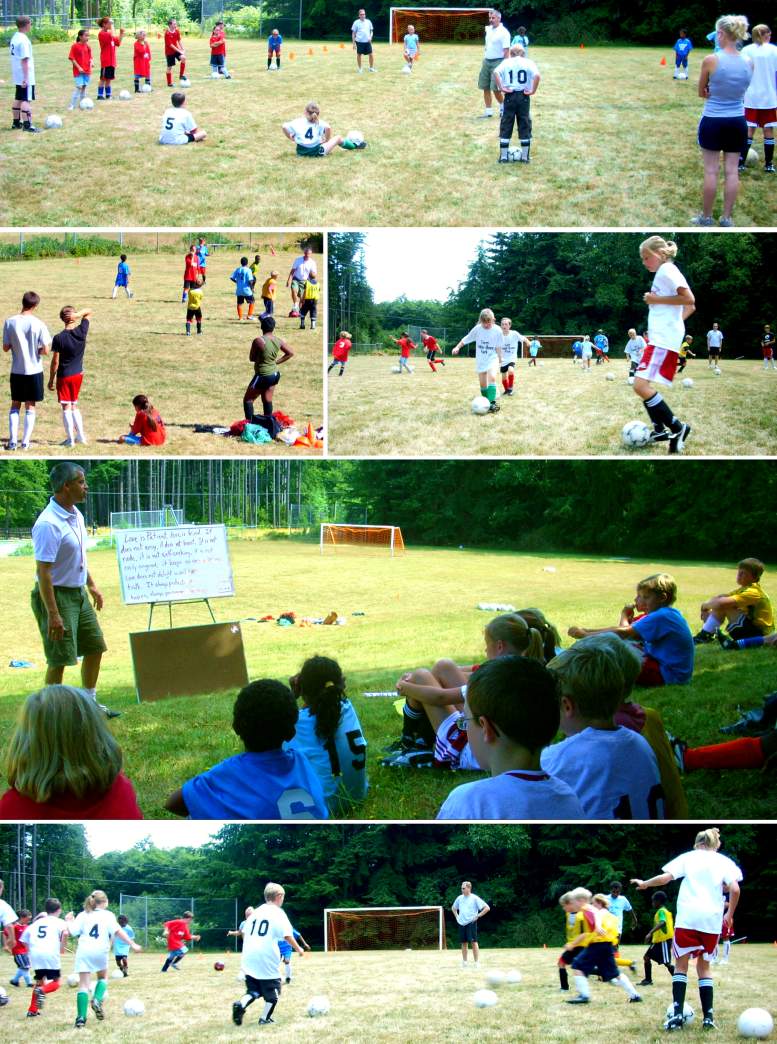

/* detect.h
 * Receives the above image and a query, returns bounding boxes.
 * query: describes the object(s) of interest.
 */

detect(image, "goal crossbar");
[389,7,491,43]
[324,906,445,952]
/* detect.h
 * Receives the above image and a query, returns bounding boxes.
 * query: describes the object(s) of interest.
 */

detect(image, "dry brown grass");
[1,40,775,226]
[0,244,324,456]
[327,356,777,457]
[2,943,773,1042]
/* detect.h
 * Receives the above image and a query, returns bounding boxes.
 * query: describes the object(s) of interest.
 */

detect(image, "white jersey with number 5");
[461,324,504,374]
[22,915,68,970]
[69,908,120,972]
[283,116,329,148]
[159,107,196,145]
[494,55,538,92]
[241,902,293,981]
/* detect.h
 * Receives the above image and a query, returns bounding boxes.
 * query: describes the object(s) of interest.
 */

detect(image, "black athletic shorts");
[186,308,202,321]
[14,84,35,102]
[237,294,255,305]
[100,65,116,80]
[10,371,44,403]
[458,921,478,943]
[356,41,373,55]
[727,615,766,641]
[166,53,183,68]
[245,976,281,1003]
[34,969,60,982]
[247,372,281,394]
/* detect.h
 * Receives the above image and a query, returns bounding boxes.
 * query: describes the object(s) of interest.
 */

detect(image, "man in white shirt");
[479,9,511,117]
[452,881,490,968]
[287,246,318,315]
[706,322,723,367]
[3,290,51,450]
[351,8,375,73]
[9,15,38,132]
[31,462,118,717]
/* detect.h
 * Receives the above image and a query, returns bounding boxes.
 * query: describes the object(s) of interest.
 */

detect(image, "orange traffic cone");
[289,52,295,60]
[305,422,315,442]
[323,45,328,52]
[307,47,313,56]
[660,56,667,66]
[579,43,584,49]
[339,42,345,48]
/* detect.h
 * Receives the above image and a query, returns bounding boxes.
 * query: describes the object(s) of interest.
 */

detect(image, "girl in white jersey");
[632,827,742,1032]
[282,101,366,157]
[741,24,777,172]
[499,317,526,395]
[67,889,141,1029]
[632,236,695,454]
[451,308,504,412]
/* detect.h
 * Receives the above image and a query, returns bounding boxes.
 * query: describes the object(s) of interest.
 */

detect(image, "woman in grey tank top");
[693,15,753,227]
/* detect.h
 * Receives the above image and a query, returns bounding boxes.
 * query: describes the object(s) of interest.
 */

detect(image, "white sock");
[702,615,720,635]
[575,975,590,999]
[70,87,81,107]
[615,973,638,998]
[72,409,86,441]
[62,409,75,442]
[239,993,252,1007]
[125,287,132,298]
[22,409,35,446]
[83,687,98,702]
[9,408,19,444]
[112,286,118,298]
[484,106,493,115]
[261,1001,273,1020]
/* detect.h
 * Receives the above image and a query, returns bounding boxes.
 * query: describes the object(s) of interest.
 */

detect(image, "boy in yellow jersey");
[185,275,204,336]
[557,890,587,992]
[299,276,319,330]
[249,254,261,290]
[694,558,774,646]
[677,335,695,372]
[261,271,278,317]
[566,893,642,1005]
[639,890,675,985]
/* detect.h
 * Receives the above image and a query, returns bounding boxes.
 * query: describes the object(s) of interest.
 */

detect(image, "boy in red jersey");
[328,330,351,376]
[391,333,416,373]
[133,29,151,92]
[164,18,188,88]
[67,28,92,110]
[96,17,124,101]
[209,20,231,78]
[421,329,445,371]
[118,394,166,446]
[10,909,33,987]
[182,244,200,303]
[161,912,200,972]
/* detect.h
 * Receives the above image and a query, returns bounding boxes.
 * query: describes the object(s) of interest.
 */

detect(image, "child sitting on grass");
[118,394,166,446]
[159,92,206,145]
[694,558,773,647]
[0,685,142,819]
[543,642,666,818]
[436,656,584,819]
[165,679,328,819]
[568,573,694,686]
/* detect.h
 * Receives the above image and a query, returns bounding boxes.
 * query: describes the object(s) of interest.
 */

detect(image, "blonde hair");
[571,633,642,697]
[84,889,108,912]
[752,24,771,43]
[339,330,351,338]
[694,828,721,850]
[485,613,544,662]
[500,317,512,327]
[479,308,495,323]
[558,891,572,906]
[592,893,610,908]
[548,643,625,720]
[637,573,677,606]
[5,686,123,804]
[568,887,592,903]
[738,557,764,581]
[516,608,562,663]
[639,236,679,262]
[264,882,285,902]
[716,14,750,42]
[509,44,525,56]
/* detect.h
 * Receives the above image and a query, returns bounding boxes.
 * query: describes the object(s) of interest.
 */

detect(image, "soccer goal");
[324,906,445,952]
[389,7,491,43]
[320,523,405,556]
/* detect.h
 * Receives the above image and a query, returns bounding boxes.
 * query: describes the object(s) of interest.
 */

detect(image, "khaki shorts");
[478,57,503,91]
[31,585,106,668]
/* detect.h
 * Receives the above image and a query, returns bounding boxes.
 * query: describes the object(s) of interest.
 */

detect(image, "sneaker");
[353,140,367,149]
[61,439,76,448]
[75,1016,87,1029]
[357,67,364,73]
[33,986,45,1012]
[4,443,17,452]
[693,630,716,645]
[22,123,39,132]
[648,428,671,443]
[98,703,121,719]
[26,1011,42,1017]
[74,434,87,444]
[702,1015,717,1030]
[9,979,19,987]
[68,104,75,110]
[368,67,376,72]
[690,214,715,227]
[765,165,776,173]
[258,1017,275,1025]
[664,1014,685,1031]
[720,692,777,735]
[232,1001,244,1026]
[629,995,643,1003]
[716,633,738,651]
[91,997,104,1020]
[719,217,734,227]
[11,119,22,128]
[488,401,501,413]
[566,996,590,1004]
[380,748,436,769]
[668,422,691,454]
[670,736,687,773]
[638,979,653,986]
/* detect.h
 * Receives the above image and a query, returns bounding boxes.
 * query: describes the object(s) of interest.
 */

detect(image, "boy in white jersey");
[633,236,694,453]
[741,24,777,172]
[9,15,38,132]
[22,897,68,1019]
[3,290,52,450]
[282,100,365,156]
[451,881,490,968]
[494,44,540,163]
[624,327,646,381]
[451,307,504,412]
[499,316,526,395]
[159,91,207,145]
[232,882,304,1027]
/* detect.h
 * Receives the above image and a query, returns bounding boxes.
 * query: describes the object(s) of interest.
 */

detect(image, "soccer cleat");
[629,962,638,973]
[716,633,738,650]
[566,996,590,1004]
[693,630,716,645]
[380,748,436,769]
[765,165,776,173]
[32,986,45,1011]
[22,123,40,133]
[720,692,777,734]
[670,736,687,773]
[75,1016,86,1028]
[702,1015,717,1030]
[664,1013,685,1031]
[4,443,18,451]
[98,703,121,719]
[353,140,367,149]
[232,1001,244,1026]
[91,997,104,1020]
[26,1010,42,1017]
[12,119,22,128]
[648,428,671,443]
[61,439,76,448]
[68,104,75,111]
[690,214,715,227]
[258,1017,275,1024]
[668,422,691,453]
[285,977,291,984]
[638,979,653,986]
[629,995,643,1003]
[718,217,734,228]
[9,979,19,987]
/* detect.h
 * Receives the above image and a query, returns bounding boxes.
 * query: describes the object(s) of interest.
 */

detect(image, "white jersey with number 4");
[69,908,120,972]
[501,329,523,364]
[240,902,293,981]
[461,324,504,374]
[159,107,196,145]
[494,55,538,92]
[283,116,329,148]
[22,915,68,971]
[9,31,34,86]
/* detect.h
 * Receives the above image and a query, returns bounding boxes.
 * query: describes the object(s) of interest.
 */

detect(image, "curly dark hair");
[232,679,298,752]
[297,656,346,744]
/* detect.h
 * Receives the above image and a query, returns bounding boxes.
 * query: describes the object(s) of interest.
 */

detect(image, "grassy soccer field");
[0,536,774,820]
[327,356,777,457]
[2,944,774,1042]
[0,243,323,456]
[2,39,775,227]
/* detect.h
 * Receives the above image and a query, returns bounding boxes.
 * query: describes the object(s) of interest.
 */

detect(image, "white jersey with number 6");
[494,55,538,92]
[241,902,293,981]
[22,915,68,971]
[461,324,504,374]
[159,107,196,145]
[69,908,120,972]
[283,116,329,148]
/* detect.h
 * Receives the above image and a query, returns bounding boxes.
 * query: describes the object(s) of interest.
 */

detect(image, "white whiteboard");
[115,525,235,605]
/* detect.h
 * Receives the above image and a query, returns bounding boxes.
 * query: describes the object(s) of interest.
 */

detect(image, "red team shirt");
[398,336,415,358]
[421,334,439,353]
[130,409,166,446]
[98,30,121,68]
[333,338,351,361]
[12,923,28,956]
[68,41,92,76]
[184,253,200,281]
[209,28,226,55]
[0,773,143,820]
[164,28,182,56]
[134,40,151,77]
[164,919,192,951]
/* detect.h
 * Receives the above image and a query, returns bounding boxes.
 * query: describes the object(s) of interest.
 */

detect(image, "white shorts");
[476,353,500,375]
[434,711,481,770]
[581,347,592,358]
[74,950,109,974]
[636,343,679,387]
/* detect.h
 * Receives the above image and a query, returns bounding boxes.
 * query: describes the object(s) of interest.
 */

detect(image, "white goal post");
[389,7,492,43]
[324,906,445,952]
[320,523,405,556]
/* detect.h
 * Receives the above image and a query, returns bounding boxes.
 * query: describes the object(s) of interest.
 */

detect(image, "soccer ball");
[307,995,330,1017]
[665,1002,695,1025]
[140,83,153,93]
[119,89,131,101]
[471,395,491,415]
[621,420,652,448]
[123,998,145,1017]
[347,129,365,145]
[45,114,63,129]
[675,71,689,80]
[745,147,759,167]
[627,375,635,385]
[605,372,615,381]
[714,366,722,375]
[67,973,80,987]
[79,97,94,110]
[507,147,524,162]
[213,961,225,971]
[504,969,523,985]
[391,365,402,373]
[179,77,191,87]
[485,970,506,987]
[0,986,7,1005]
[682,377,694,388]
[402,64,411,73]
[211,70,219,79]
[473,989,499,1008]
[737,1008,774,1039]
[111,969,125,979]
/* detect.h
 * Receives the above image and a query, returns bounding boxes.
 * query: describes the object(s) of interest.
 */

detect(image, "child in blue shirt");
[278,925,310,983]
[112,254,133,299]
[231,256,255,320]
[165,679,328,819]
[113,915,135,976]
[267,29,282,70]
[673,29,693,78]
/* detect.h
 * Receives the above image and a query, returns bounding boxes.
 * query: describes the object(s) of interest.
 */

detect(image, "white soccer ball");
[621,420,652,448]
[473,988,499,1008]
[123,998,145,1017]
[507,147,524,162]
[402,64,411,73]
[391,365,402,373]
[627,375,635,385]
[347,129,365,145]
[307,995,330,1017]
[139,83,153,93]
[179,77,191,87]
[682,377,694,388]
[111,969,125,979]
[675,71,688,80]
[737,1008,774,1039]
[0,986,7,1001]
[119,89,131,101]
[605,372,615,381]
[67,973,79,987]
[45,114,63,129]
[504,969,523,985]
[485,970,506,987]
[211,70,219,79]
[745,147,759,167]
[713,366,722,375]
[79,97,94,110]
[666,1002,695,1024]
[471,395,491,415]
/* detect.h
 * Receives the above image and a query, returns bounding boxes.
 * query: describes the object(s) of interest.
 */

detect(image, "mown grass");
[0,246,323,456]
[327,357,777,457]
[1,40,775,226]
[0,537,773,820]
[2,944,774,1042]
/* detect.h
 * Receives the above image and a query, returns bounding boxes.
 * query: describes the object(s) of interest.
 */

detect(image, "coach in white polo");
[3,290,51,451]
[351,8,375,73]
[31,462,118,718]
[480,9,511,118]
[452,881,490,968]
[706,322,724,364]
[287,246,318,313]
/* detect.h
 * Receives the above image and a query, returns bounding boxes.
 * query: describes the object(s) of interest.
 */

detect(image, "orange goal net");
[324,907,445,952]
[320,523,405,555]
[389,7,491,43]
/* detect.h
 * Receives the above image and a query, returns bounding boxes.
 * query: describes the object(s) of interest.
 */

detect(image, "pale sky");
[85,822,222,857]
[363,229,489,302]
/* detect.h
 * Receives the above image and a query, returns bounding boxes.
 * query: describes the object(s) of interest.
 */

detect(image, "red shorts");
[56,373,83,403]
[745,107,777,129]
[762,347,774,360]
[673,927,719,961]
[636,653,664,687]
[636,343,679,388]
